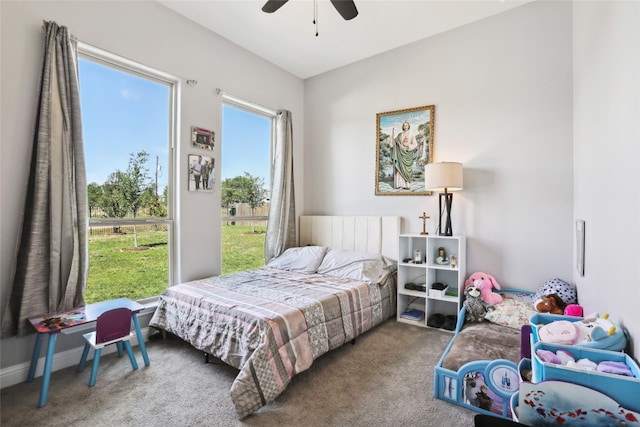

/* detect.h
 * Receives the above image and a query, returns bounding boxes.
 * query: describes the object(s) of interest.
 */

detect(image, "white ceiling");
[160,0,534,79]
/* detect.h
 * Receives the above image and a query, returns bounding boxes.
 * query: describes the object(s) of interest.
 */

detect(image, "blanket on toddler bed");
[441,322,522,372]
[150,268,394,418]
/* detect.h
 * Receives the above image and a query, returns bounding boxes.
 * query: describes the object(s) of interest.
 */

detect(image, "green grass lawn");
[85,229,169,303]
[221,224,266,274]
[85,224,265,303]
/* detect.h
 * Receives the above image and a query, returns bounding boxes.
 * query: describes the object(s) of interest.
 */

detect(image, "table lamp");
[424,162,463,236]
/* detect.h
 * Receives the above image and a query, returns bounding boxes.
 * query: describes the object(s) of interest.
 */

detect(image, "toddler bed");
[433,289,536,419]
[150,216,400,419]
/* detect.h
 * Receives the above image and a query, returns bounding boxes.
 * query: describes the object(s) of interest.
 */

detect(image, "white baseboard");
[0,327,150,389]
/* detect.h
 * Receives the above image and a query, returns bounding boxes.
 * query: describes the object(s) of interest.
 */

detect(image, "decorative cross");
[419,212,430,235]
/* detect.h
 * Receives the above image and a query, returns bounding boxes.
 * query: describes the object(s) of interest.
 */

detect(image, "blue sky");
[78,58,270,193]
[222,105,271,189]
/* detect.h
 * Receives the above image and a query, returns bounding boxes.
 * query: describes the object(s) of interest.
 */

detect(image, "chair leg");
[88,348,102,387]
[78,343,90,373]
[123,341,139,370]
[116,341,124,358]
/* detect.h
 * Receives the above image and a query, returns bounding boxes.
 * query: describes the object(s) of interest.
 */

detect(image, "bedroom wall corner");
[572,0,640,360]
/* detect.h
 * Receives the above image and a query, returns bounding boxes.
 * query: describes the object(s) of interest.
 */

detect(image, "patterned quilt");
[149,267,396,419]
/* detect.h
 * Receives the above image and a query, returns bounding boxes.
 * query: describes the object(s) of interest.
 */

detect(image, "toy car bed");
[433,289,536,419]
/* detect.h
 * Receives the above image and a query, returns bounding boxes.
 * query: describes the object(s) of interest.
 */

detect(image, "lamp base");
[438,192,454,236]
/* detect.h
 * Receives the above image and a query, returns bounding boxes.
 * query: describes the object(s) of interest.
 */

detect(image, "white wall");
[0,1,303,368]
[303,1,574,291]
[573,1,640,358]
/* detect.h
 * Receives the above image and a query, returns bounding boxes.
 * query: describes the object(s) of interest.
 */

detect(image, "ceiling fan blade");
[330,0,358,20]
[262,0,289,13]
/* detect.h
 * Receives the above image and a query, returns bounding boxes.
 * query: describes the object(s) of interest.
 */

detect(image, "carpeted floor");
[1,319,476,426]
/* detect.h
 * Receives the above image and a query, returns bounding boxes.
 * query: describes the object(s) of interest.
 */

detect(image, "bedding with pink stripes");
[149,267,395,419]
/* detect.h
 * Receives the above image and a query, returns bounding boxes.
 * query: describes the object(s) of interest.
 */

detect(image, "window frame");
[220,95,275,273]
[78,42,179,302]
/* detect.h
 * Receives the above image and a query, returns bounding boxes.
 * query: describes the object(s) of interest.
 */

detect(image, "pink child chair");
[77,307,139,387]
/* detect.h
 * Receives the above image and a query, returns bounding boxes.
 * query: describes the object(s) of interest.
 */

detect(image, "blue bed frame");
[433,289,533,420]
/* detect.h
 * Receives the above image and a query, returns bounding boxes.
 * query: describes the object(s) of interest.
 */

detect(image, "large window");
[78,45,176,303]
[221,100,273,274]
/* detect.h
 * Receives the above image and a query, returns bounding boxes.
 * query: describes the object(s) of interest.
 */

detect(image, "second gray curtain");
[2,21,88,337]
[264,110,296,263]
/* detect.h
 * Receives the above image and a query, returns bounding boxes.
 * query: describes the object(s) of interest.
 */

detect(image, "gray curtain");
[264,110,296,263]
[1,21,88,337]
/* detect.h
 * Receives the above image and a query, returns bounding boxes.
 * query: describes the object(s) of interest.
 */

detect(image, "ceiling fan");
[262,0,359,21]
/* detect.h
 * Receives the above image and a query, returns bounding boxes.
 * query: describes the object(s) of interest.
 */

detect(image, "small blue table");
[27,298,150,407]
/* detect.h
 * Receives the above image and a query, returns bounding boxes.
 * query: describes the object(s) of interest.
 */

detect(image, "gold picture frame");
[375,105,435,195]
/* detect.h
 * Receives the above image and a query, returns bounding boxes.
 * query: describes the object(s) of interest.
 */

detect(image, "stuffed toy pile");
[464,272,503,305]
[533,278,579,315]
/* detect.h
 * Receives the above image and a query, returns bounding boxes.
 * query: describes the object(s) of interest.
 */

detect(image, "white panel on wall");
[299,216,399,259]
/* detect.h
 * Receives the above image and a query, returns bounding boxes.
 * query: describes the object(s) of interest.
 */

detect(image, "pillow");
[266,246,328,274]
[316,248,397,284]
[484,292,537,329]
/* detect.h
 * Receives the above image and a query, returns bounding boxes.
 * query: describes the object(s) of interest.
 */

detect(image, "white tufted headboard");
[299,216,401,260]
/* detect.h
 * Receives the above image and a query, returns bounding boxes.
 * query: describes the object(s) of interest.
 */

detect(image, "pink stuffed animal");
[464,272,503,305]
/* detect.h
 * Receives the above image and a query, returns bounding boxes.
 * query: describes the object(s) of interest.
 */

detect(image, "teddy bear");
[464,272,503,305]
[463,285,494,323]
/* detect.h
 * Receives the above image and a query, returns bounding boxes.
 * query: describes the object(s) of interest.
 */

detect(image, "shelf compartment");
[426,298,458,319]
[397,293,426,327]
[398,235,427,264]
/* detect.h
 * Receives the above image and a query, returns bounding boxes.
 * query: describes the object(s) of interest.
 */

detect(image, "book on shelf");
[400,308,425,321]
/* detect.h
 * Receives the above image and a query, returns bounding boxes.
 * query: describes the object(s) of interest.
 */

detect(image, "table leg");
[38,333,57,408]
[131,314,150,366]
[27,333,44,383]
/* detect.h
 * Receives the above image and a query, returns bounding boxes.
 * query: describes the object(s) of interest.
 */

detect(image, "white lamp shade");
[424,162,463,192]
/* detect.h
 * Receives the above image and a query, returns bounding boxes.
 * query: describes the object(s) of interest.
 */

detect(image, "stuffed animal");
[564,304,584,317]
[576,313,617,342]
[535,293,566,315]
[536,313,627,351]
[533,278,577,312]
[463,285,494,323]
[464,272,503,305]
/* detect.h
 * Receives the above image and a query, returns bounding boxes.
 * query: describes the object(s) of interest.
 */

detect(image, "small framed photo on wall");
[191,126,214,150]
[188,154,214,192]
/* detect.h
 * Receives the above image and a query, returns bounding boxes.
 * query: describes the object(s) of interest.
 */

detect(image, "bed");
[433,289,537,419]
[149,215,400,419]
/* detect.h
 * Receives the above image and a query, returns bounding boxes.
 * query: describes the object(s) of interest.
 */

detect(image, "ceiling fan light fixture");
[261,0,358,21]
[330,0,358,20]
[261,0,289,13]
